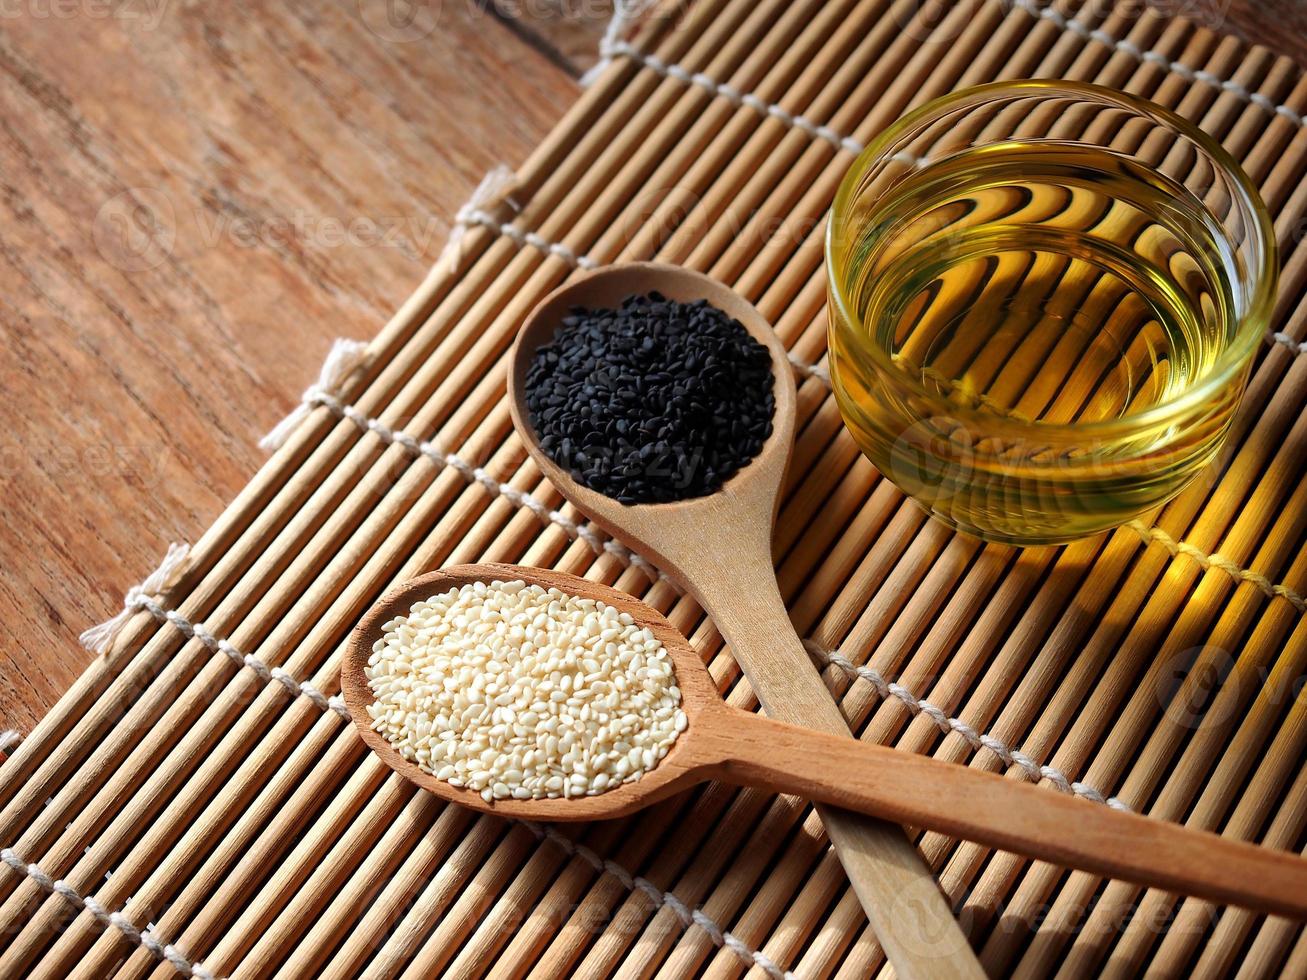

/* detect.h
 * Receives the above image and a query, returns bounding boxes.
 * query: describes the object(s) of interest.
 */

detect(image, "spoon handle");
[697,569,983,978]
[706,710,1307,920]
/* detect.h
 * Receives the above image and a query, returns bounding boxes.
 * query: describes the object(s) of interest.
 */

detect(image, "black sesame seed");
[525,290,776,503]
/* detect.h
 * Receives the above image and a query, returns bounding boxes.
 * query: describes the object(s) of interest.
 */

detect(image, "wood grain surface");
[0,0,1303,737]
[0,0,575,734]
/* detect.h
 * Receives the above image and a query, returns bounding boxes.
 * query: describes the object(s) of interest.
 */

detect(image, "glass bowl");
[826,80,1276,546]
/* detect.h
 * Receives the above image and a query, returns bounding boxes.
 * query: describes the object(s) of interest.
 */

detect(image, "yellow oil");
[828,140,1248,544]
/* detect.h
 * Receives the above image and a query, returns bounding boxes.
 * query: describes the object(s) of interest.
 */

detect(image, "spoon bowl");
[340,562,725,822]
[341,563,1307,920]
[507,262,796,571]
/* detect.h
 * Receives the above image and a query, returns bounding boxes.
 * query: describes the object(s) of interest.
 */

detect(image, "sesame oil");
[828,140,1248,543]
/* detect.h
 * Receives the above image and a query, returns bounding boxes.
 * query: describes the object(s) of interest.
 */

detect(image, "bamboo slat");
[2,0,1306,977]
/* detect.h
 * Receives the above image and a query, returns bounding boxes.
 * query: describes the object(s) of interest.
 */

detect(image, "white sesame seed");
[365,580,684,800]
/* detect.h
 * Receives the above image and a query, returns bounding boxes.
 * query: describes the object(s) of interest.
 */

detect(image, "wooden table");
[1,0,1303,738]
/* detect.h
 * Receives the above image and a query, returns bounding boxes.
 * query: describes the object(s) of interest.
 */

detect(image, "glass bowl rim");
[825,78,1277,443]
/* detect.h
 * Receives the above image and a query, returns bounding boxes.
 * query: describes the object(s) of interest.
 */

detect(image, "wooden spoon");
[504,262,982,976]
[341,564,1307,921]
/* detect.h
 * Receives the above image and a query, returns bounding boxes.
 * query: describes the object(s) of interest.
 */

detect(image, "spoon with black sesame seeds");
[341,563,1307,920]
[505,263,981,975]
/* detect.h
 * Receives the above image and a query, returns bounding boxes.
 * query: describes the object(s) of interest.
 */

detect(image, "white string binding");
[259,338,371,451]
[803,642,1133,811]
[131,592,352,722]
[521,822,798,980]
[88,599,350,729]
[594,0,1306,134]
[125,611,342,728]
[420,182,1307,365]
[78,542,192,655]
[445,166,599,270]
[261,352,1307,618]
[1004,0,1306,129]
[1270,331,1307,356]
[295,388,671,584]
[603,40,870,156]
[438,165,520,271]
[457,210,599,271]
[787,352,830,386]
[0,846,217,980]
[581,0,661,87]
[1126,521,1307,612]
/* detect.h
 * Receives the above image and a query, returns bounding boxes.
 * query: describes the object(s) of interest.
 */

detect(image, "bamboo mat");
[3,0,1307,976]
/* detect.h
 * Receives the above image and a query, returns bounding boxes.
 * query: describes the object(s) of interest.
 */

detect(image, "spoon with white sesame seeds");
[342,562,1307,920]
